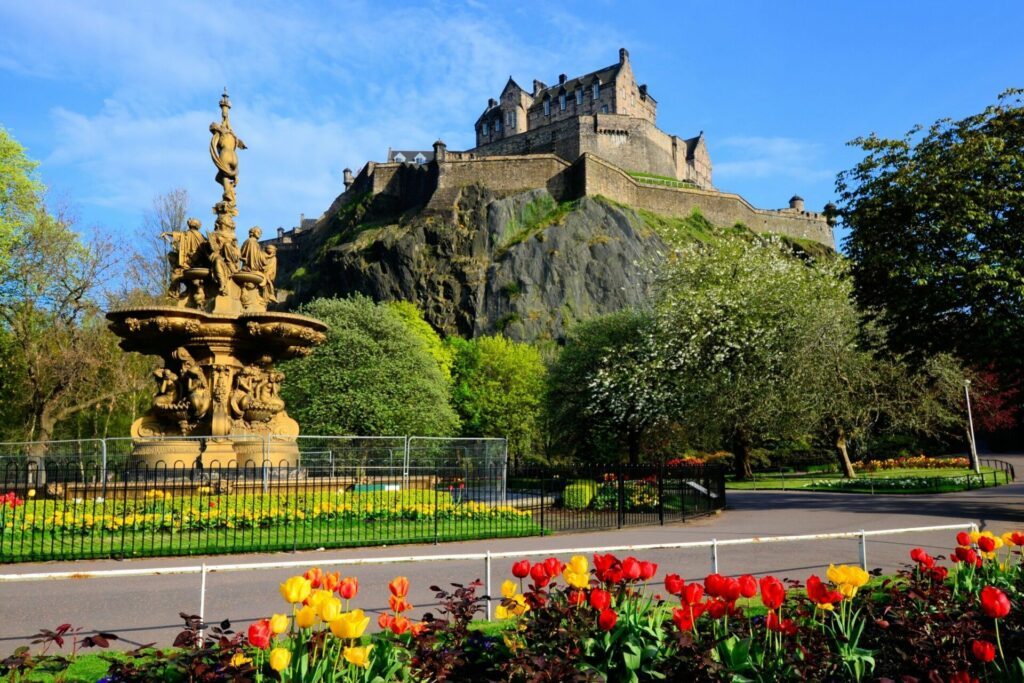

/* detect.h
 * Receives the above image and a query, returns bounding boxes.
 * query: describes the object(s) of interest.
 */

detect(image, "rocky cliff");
[278,186,827,342]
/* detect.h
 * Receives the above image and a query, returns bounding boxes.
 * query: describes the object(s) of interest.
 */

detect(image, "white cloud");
[713,136,834,184]
[2,1,633,231]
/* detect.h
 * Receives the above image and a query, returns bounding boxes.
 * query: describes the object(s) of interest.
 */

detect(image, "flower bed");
[5,530,1023,681]
[854,455,972,472]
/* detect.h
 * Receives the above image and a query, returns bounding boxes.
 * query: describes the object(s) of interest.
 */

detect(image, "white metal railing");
[0,522,977,625]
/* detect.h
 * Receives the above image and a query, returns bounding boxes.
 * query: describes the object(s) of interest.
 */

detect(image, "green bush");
[562,480,598,509]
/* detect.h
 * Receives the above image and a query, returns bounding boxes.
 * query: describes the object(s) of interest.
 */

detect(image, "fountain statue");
[107,90,327,467]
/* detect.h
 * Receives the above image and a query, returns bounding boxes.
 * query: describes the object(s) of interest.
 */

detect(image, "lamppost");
[964,379,980,474]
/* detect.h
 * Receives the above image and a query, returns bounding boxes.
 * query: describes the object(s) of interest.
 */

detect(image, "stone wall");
[428,154,577,211]
[580,154,834,247]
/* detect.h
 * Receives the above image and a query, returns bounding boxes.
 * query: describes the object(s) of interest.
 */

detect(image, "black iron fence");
[0,459,725,563]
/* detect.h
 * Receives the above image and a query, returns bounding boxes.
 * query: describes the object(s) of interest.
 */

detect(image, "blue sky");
[2,1,1022,248]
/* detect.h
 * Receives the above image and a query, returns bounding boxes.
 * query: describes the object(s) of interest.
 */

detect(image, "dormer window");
[559,92,566,111]
[393,152,406,163]
[482,122,489,135]
[414,153,426,164]
[592,81,600,99]
[575,88,583,105]
[543,97,551,116]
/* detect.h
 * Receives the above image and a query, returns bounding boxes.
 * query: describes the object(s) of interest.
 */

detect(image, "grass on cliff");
[626,170,699,188]
[496,195,576,257]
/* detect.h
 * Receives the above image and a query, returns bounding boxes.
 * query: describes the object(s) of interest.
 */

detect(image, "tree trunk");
[733,430,752,480]
[626,431,641,465]
[834,427,856,478]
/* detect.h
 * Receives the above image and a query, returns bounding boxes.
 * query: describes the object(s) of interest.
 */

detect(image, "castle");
[277,49,834,250]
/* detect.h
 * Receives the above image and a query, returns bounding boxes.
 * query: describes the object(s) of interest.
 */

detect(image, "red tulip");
[598,607,618,631]
[664,573,685,596]
[704,573,725,597]
[389,576,410,598]
[910,548,935,568]
[593,553,618,582]
[638,561,658,581]
[720,577,741,602]
[511,560,531,578]
[930,566,949,583]
[530,562,550,587]
[766,611,797,635]
[543,557,564,578]
[378,613,394,630]
[806,575,843,606]
[978,536,996,553]
[589,588,611,611]
[706,598,731,619]
[1012,532,1024,546]
[955,547,978,565]
[567,589,587,606]
[622,557,642,581]
[759,576,785,611]
[337,576,358,600]
[971,639,996,663]
[956,531,972,547]
[738,574,757,599]
[681,583,704,606]
[672,607,696,632]
[980,586,1011,619]
[247,619,272,650]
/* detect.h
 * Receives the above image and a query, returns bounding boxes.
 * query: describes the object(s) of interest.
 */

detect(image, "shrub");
[562,481,598,510]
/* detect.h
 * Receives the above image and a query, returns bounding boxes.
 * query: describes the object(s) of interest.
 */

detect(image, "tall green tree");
[839,89,1024,378]
[280,296,459,437]
[546,310,664,464]
[0,127,44,269]
[449,335,546,467]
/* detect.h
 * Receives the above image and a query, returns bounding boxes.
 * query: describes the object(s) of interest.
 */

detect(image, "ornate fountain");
[107,90,327,467]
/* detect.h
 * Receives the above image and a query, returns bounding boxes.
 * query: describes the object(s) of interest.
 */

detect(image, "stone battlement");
[326,145,834,249]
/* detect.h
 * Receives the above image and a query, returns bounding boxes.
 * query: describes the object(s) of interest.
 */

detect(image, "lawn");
[726,466,1009,494]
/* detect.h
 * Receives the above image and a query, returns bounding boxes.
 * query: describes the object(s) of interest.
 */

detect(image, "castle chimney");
[619,47,629,64]
[433,139,447,162]
[488,97,497,108]
[277,227,285,240]
[343,167,354,189]
[559,73,567,85]
[639,84,648,100]
[532,79,547,95]
[789,195,805,212]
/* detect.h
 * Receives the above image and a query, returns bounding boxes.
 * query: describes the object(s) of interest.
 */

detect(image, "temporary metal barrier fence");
[0,522,979,625]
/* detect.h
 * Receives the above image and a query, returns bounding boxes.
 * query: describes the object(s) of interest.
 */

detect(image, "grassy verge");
[0,517,542,563]
[726,466,1007,494]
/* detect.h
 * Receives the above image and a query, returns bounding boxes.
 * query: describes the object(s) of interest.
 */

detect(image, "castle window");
[506,111,514,128]
[559,92,566,111]
[543,97,550,116]
[575,88,583,105]
[393,152,406,163]
[601,105,609,113]
[482,122,489,135]
[414,153,426,164]
[592,82,600,99]
[495,117,501,132]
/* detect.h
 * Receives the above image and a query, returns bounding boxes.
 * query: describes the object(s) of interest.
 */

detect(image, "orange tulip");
[390,615,411,635]
[303,567,324,589]
[322,572,341,592]
[389,576,410,598]
[389,595,412,614]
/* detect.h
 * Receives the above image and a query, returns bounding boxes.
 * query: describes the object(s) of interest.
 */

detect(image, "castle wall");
[428,154,576,211]
[579,154,834,247]
[471,115,712,188]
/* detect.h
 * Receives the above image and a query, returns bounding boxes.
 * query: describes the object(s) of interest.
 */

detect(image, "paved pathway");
[1,455,1021,651]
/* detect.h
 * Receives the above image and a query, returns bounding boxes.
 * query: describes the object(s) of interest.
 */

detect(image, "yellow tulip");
[969,530,982,544]
[501,580,517,599]
[295,605,317,629]
[566,555,588,575]
[279,576,312,604]
[562,569,589,589]
[230,652,252,667]
[269,613,289,635]
[342,644,373,669]
[826,564,869,598]
[330,609,370,639]
[319,596,342,622]
[306,589,333,609]
[1001,532,1015,547]
[269,647,291,672]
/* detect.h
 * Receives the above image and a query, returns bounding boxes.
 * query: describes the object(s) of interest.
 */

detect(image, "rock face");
[282,186,669,342]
